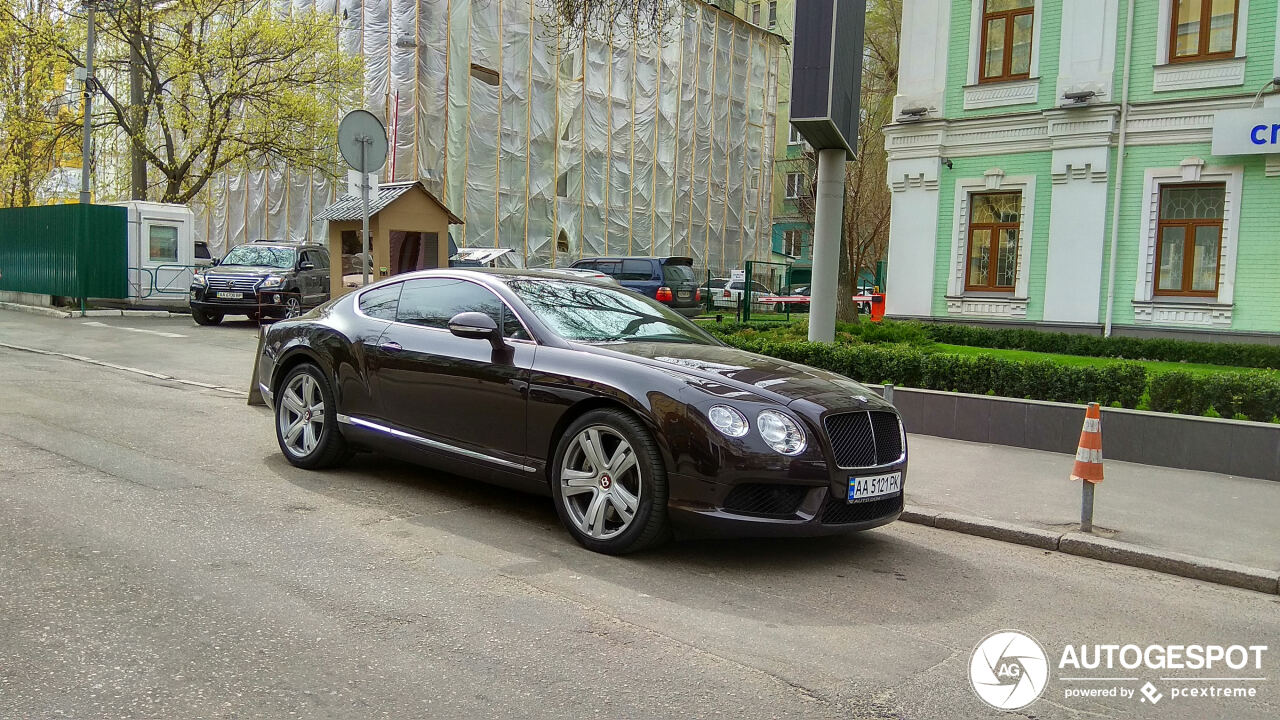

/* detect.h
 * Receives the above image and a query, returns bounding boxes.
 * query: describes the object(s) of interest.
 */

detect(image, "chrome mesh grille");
[204,275,262,292]
[823,411,904,468]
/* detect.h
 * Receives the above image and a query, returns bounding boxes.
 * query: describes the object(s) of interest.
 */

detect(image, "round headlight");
[707,405,749,437]
[756,410,806,455]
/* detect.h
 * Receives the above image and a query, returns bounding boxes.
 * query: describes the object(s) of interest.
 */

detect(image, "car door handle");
[379,341,402,353]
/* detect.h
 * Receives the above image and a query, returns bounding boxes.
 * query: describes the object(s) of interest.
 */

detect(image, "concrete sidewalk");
[905,433,1280,574]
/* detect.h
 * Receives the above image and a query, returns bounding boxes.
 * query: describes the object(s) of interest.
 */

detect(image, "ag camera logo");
[970,630,1050,710]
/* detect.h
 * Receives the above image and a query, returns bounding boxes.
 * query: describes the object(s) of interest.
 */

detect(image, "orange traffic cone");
[1071,403,1103,484]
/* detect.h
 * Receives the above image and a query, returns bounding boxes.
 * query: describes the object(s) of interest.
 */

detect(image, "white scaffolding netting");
[179,0,780,273]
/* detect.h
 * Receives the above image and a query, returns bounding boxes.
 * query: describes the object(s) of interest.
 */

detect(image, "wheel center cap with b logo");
[600,474,612,489]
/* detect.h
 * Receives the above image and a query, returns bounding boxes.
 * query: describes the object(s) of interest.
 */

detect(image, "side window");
[358,282,402,321]
[397,278,529,339]
[619,259,654,281]
[574,260,596,271]
[595,260,622,277]
[298,250,314,268]
[312,249,329,269]
[729,281,743,291]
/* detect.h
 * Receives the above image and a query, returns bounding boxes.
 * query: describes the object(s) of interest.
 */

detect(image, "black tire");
[550,408,670,554]
[774,302,784,313]
[192,308,223,326]
[274,363,349,470]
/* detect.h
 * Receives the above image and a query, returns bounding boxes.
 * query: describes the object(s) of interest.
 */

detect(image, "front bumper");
[190,288,293,317]
[665,463,906,538]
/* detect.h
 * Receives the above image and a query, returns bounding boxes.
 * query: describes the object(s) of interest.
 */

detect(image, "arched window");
[556,230,570,255]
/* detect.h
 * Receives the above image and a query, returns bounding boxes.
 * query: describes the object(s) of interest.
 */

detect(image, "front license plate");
[215,291,243,299]
[848,472,902,503]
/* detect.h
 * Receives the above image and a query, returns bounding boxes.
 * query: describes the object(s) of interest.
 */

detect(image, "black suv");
[571,256,702,316]
[190,242,330,325]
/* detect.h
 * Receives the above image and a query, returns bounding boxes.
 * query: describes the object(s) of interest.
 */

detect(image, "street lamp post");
[78,2,100,204]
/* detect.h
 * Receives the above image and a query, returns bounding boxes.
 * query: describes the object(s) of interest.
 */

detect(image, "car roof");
[575,256,691,263]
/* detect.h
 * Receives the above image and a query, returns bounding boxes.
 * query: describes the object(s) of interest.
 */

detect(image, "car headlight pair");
[259,275,286,289]
[707,405,806,456]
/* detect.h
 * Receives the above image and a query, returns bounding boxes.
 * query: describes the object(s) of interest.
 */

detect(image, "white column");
[884,157,941,318]
[894,0,951,116]
[1057,0,1120,102]
[1043,147,1110,324]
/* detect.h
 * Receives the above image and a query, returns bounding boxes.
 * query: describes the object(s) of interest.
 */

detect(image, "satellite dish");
[337,110,388,173]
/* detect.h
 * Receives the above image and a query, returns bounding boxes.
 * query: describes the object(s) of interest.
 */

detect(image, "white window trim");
[1154,0,1249,92]
[965,0,1043,84]
[946,171,1037,310]
[1131,160,1242,326]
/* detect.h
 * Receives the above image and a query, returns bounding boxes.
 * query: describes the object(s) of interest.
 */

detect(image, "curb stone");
[0,302,72,319]
[900,504,1279,595]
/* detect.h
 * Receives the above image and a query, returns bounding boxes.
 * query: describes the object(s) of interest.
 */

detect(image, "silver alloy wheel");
[559,425,642,540]
[278,372,324,457]
[284,296,302,318]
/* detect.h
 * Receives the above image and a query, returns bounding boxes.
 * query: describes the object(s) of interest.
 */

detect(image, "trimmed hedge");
[721,335,1148,408]
[923,322,1280,370]
[1148,371,1280,422]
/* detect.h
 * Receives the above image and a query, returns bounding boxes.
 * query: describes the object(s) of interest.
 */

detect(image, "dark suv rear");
[571,256,702,316]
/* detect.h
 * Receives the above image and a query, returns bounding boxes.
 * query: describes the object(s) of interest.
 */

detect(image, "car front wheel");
[192,308,223,326]
[551,409,670,554]
[275,363,349,469]
[283,294,303,319]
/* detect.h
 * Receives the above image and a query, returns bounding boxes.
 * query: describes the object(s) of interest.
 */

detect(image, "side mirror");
[448,311,504,350]
[299,261,316,271]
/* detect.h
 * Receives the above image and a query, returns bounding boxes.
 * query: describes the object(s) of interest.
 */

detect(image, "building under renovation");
[191,0,783,273]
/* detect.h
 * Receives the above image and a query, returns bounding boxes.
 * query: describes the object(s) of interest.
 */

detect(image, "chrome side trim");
[337,414,536,473]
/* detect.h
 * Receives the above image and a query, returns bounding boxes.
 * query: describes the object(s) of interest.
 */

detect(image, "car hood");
[585,341,892,411]
[206,265,281,276]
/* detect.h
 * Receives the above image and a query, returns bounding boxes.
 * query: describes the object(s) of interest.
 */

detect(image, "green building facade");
[885,0,1280,340]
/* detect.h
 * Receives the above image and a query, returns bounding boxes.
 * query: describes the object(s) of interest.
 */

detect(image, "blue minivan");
[571,256,702,316]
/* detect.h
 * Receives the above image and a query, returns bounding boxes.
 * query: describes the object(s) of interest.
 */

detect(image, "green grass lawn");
[932,343,1270,377]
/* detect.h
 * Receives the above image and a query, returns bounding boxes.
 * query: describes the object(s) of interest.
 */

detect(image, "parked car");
[194,240,215,271]
[571,256,702,316]
[257,269,906,554]
[707,277,774,311]
[189,242,330,325]
[539,267,622,286]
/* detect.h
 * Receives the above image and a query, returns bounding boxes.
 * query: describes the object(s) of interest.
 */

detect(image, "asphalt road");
[1,310,1277,719]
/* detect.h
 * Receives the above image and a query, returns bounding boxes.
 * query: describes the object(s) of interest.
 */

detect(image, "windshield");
[220,245,296,269]
[508,279,717,345]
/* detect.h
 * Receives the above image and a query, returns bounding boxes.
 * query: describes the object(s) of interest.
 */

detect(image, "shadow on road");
[271,450,990,628]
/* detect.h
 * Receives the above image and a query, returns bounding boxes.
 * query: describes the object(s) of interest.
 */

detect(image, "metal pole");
[129,0,146,199]
[79,6,96,204]
[360,137,371,287]
[807,148,845,343]
[1080,482,1095,533]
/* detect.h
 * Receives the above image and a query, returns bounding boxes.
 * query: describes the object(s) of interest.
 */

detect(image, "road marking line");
[0,341,247,397]
[81,321,187,338]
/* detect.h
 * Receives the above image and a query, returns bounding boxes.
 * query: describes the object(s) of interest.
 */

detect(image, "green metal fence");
[0,204,128,299]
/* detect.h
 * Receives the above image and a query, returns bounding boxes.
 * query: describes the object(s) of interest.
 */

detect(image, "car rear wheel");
[551,409,669,554]
[275,363,349,469]
[192,308,223,326]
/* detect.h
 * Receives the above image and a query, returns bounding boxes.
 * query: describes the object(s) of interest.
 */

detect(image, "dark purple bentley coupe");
[257,269,906,554]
